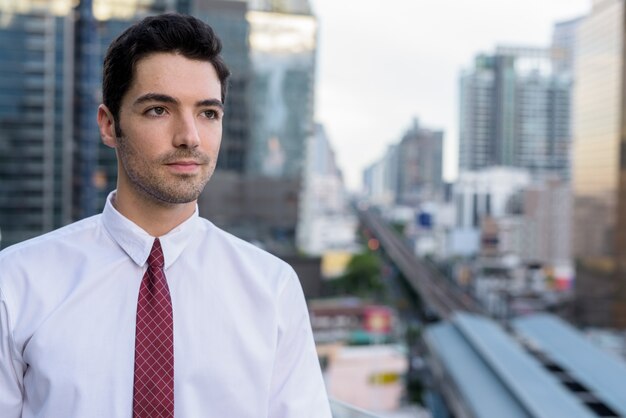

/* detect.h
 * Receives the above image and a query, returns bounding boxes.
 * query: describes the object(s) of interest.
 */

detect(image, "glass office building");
[246,9,317,180]
[572,0,626,327]
[193,0,251,173]
[0,8,74,247]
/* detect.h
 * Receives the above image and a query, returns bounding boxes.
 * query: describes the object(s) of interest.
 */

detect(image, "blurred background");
[2,0,626,417]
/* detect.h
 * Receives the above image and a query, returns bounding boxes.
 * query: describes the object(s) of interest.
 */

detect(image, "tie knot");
[148,238,165,269]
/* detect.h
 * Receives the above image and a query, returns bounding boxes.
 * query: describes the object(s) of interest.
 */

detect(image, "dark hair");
[102,13,230,128]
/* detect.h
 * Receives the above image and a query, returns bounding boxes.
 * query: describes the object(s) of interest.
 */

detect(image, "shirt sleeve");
[268,268,332,418]
[0,288,24,417]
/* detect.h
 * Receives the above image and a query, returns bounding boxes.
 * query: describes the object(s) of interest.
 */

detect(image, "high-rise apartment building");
[459,46,572,180]
[572,0,626,328]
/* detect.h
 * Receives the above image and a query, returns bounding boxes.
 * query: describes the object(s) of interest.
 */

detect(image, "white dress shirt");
[0,192,332,418]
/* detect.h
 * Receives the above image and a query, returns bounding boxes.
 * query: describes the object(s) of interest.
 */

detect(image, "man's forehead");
[125,53,221,102]
[132,53,219,81]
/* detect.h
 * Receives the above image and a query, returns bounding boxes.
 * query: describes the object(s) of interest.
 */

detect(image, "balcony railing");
[330,398,381,418]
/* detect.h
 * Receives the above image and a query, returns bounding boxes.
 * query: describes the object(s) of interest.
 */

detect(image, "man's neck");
[112,189,196,237]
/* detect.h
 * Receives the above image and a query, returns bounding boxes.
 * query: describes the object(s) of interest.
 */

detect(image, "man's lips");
[165,160,203,172]
[167,160,201,166]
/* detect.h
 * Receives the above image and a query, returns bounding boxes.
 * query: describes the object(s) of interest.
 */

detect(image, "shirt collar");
[102,191,200,270]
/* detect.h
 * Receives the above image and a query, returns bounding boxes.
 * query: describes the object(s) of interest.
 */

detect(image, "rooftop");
[424,312,616,418]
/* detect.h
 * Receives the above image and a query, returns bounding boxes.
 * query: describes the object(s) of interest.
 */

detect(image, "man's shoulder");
[0,214,103,264]
[197,218,295,274]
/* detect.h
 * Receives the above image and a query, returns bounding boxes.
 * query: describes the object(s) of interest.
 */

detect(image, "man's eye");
[204,110,220,119]
[147,107,166,116]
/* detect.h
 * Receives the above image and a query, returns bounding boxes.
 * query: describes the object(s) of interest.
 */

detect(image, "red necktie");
[133,238,174,417]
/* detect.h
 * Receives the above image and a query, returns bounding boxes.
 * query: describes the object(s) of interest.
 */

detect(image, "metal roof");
[513,313,626,416]
[425,313,596,418]
[426,320,531,418]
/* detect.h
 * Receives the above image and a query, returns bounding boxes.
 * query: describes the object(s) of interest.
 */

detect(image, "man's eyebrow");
[134,93,179,105]
[197,99,224,110]
[133,94,223,110]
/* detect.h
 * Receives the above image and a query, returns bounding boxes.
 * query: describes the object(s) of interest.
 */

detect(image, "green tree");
[330,251,383,298]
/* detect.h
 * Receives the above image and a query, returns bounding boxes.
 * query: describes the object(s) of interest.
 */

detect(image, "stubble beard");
[115,131,215,205]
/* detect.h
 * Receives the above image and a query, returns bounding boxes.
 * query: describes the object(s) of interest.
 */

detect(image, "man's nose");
[173,113,201,148]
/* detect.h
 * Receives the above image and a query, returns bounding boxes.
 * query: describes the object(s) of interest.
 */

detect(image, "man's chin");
[136,184,203,206]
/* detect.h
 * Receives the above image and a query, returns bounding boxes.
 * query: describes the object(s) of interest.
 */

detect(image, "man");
[0,14,332,417]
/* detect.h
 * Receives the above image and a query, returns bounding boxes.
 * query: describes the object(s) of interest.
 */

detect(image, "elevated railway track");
[359,209,484,320]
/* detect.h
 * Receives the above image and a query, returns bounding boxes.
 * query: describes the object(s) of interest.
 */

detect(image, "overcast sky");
[310,0,591,191]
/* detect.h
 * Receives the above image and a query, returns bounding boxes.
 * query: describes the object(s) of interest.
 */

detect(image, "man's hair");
[102,13,230,128]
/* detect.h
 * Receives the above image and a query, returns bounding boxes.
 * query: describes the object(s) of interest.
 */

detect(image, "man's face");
[107,52,223,205]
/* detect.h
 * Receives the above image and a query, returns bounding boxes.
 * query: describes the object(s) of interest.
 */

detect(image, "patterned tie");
[133,238,174,418]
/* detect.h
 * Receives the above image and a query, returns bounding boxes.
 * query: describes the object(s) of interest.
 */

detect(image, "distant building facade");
[453,167,531,231]
[459,46,572,180]
[362,144,399,208]
[247,0,311,14]
[396,119,444,206]
[246,7,317,180]
[522,178,572,267]
[297,124,356,255]
[199,171,300,254]
[194,0,251,173]
[552,16,583,76]
[451,167,572,283]
[363,118,443,208]
[572,0,626,328]
[199,0,318,254]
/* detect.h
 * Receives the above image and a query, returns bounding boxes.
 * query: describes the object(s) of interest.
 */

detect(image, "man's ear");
[97,104,118,148]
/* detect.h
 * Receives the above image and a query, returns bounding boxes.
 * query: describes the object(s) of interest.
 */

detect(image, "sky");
[310,0,591,191]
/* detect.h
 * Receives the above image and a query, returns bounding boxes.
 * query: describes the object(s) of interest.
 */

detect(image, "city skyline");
[311,0,590,190]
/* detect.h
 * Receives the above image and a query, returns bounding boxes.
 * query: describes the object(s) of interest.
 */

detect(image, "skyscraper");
[0,5,75,247]
[572,0,626,328]
[246,5,317,180]
[459,46,572,180]
[196,0,317,254]
[191,0,251,173]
